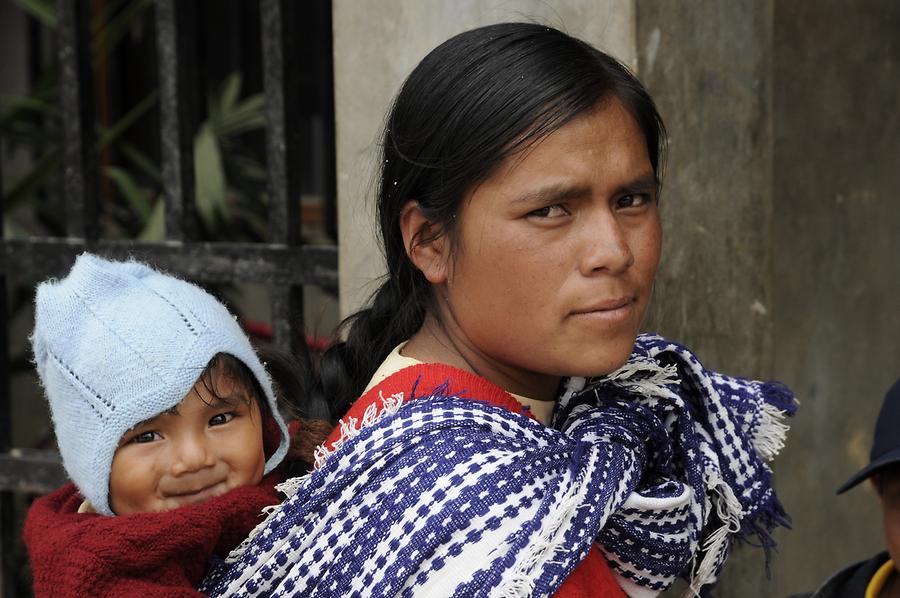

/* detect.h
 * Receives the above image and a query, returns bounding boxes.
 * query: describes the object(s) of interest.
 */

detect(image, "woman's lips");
[569,297,636,321]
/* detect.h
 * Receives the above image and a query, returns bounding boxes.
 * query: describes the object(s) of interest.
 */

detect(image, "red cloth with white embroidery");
[325,363,625,598]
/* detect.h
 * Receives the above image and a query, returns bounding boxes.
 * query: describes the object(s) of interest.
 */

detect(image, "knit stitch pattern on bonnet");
[31,253,289,515]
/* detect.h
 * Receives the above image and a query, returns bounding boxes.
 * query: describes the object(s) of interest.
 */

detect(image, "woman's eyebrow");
[614,173,659,197]
[513,183,591,205]
[513,173,659,206]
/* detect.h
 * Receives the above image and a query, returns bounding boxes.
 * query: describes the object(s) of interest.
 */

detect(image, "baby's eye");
[615,193,652,209]
[131,431,159,444]
[527,204,569,218]
[209,413,235,426]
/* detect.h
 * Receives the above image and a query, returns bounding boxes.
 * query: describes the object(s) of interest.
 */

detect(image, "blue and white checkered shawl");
[200,334,796,597]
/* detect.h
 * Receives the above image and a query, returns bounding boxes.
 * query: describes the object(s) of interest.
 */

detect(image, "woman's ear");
[399,201,449,284]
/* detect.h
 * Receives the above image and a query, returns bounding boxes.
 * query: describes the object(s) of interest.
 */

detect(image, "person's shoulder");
[802,551,890,598]
[322,362,532,454]
[25,482,89,528]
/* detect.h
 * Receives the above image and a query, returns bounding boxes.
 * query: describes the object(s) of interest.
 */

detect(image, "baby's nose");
[171,435,214,474]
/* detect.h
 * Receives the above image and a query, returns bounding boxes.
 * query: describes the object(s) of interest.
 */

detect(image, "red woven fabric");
[327,363,625,598]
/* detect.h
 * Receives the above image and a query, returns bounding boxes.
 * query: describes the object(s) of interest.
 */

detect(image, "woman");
[202,23,796,597]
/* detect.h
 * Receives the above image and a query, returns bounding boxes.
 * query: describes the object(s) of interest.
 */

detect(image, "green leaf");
[194,123,228,231]
[225,153,268,182]
[0,93,62,119]
[118,141,162,183]
[104,165,151,221]
[11,0,56,28]
[96,90,158,148]
[91,0,134,32]
[219,73,242,115]
[230,202,269,239]
[91,0,154,62]
[215,94,266,137]
[138,197,165,241]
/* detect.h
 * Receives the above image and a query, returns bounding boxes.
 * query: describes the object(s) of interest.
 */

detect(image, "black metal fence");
[0,1,337,595]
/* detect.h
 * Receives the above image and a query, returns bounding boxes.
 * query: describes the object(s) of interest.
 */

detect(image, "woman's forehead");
[466,99,652,203]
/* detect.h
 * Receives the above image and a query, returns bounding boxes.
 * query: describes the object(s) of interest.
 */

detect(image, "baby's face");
[108,367,266,515]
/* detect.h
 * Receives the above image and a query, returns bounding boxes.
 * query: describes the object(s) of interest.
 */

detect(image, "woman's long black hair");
[321,23,666,419]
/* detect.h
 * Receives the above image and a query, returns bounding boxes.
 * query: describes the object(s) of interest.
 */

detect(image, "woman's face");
[435,98,661,395]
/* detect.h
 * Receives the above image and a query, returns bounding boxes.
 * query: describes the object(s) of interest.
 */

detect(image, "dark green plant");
[2,0,271,243]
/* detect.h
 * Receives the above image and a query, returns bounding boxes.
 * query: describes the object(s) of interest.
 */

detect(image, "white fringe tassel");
[312,390,405,470]
[752,402,791,462]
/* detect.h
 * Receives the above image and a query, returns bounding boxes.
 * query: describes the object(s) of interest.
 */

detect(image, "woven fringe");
[226,473,313,560]
[224,472,311,563]
[497,458,598,598]
[276,473,312,499]
[606,359,679,393]
[760,381,799,416]
[753,402,792,462]
[312,389,405,469]
[687,477,743,596]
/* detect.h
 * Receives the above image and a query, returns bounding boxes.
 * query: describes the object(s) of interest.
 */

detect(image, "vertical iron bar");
[0,282,10,598]
[261,0,303,354]
[318,2,337,242]
[156,0,197,241]
[271,285,304,356]
[261,0,301,247]
[57,0,98,240]
[0,137,10,598]
[0,140,15,598]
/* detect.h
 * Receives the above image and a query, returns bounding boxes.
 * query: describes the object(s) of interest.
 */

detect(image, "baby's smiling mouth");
[166,481,227,505]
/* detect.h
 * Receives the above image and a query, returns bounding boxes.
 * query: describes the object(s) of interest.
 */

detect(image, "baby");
[23,253,307,597]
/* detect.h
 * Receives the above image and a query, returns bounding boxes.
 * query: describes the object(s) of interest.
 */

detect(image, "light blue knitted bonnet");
[31,253,289,515]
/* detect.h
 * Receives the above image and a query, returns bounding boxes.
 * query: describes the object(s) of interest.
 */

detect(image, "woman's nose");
[578,209,634,276]
[170,434,214,475]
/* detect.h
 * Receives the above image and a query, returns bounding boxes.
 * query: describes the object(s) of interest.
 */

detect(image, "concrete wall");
[770,1,900,594]
[636,1,774,376]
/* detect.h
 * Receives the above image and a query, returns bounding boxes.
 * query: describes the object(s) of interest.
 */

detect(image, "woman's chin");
[560,339,638,379]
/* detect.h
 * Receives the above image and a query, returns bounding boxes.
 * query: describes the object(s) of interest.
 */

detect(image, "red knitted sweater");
[327,363,626,598]
[24,414,290,598]
[24,474,282,597]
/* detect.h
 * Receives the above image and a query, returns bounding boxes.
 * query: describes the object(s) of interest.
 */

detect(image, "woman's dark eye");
[528,204,569,218]
[616,194,651,209]
[209,413,235,426]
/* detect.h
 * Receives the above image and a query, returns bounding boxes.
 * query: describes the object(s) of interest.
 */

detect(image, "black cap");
[837,378,900,494]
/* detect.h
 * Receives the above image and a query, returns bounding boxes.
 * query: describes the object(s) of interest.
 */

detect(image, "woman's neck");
[403,312,561,403]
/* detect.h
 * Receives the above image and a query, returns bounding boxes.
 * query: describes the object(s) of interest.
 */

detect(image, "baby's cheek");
[244,429,267,485]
